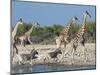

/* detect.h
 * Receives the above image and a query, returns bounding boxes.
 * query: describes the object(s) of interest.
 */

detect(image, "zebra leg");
[30,56,33,65]
[54,58,57,63]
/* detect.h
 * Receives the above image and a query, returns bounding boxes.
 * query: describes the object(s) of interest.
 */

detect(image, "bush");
[13,21,96,44]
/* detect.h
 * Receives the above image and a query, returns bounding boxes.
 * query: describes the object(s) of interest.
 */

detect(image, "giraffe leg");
[13,42,18,54]
[72,47,75,65]
[12,43,14,56]
[12,44,14,59]
[20,39,24,46]
[64,42,66,48]
[12,43,17,56]
[71,44,77,65]
[28,37,33,45]
[64,38,69,48]
[56,37,61,49]
[23,40,26,47]
[82,45,87,62]
[80,41,87,62]
[12,43,18,63]
[58,44,68,62]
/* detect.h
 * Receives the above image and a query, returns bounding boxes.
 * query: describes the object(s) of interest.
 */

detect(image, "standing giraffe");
[70,11,91,63]
[12,18,23,57]
[55,16,79,49]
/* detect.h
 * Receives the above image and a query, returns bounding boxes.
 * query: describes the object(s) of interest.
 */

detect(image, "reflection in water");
[12,64,96,74]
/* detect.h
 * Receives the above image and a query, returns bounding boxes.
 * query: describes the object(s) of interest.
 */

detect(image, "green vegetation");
[12,21,96,44]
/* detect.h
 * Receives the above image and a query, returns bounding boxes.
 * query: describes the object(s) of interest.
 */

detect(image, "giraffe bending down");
[12,18,23,57]
[55,16,79,49]
[70,11,91,63]
[18,25,33,46]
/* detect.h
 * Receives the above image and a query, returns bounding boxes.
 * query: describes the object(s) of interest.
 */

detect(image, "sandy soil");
[12,43,96,66]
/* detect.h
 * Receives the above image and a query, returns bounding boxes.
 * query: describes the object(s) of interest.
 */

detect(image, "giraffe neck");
[12,22,20,38]
[82,14,87,27]
[62,19,74,35]
[76,14,87,39]
[25,26,33,36]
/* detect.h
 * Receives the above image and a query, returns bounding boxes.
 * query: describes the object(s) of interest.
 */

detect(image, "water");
[12,64,96,74]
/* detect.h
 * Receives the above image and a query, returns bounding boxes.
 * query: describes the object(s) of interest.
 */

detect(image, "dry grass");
[13,43,96,66]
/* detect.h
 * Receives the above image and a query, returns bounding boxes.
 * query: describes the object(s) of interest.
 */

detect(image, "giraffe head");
[34,22,40,27]
[73,16,79,21]
[17,18,23,25]
[71,16,79,25]
[86,11,91,18]
[83,11,91,19]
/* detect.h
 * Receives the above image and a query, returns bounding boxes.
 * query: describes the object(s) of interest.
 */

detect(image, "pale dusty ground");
[13,43,96,66]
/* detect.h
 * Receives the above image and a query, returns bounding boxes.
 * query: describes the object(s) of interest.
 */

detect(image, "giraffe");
[18,25,33,46]
[70,11,91,63]
[12,18,23,57]
[55,16,79,49]
[18,22,40,46]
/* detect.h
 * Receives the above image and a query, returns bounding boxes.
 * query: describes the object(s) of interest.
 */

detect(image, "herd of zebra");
[11,10,93,65]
